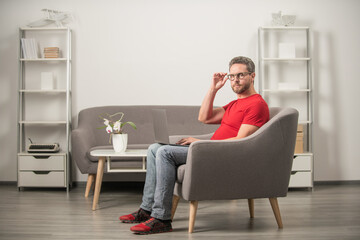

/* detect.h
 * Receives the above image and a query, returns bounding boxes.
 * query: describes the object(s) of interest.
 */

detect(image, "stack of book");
[44,47,60,58]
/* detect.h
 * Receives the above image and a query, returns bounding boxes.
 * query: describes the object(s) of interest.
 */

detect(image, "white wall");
[1,0,359,182]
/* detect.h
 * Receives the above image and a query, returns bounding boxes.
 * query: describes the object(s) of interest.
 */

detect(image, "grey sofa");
[171,107,299,233]
[72,105,220,176]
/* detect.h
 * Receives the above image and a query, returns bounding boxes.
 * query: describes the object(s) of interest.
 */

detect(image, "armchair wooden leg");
[189,201,198,233]
[171,195,180,220]
[269,198,283,228]
[248,199,254,218]
[85,174,95,197]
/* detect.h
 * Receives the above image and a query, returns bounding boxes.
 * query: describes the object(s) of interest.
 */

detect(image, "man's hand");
[211,72,228,92]
[176,137,200,145]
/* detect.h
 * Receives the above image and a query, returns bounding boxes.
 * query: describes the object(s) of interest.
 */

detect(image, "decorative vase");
[112,134,128,153]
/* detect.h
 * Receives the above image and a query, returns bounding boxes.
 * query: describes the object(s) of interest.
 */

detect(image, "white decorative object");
[27,9,73,28]
[279,43,295,58]
[41,72,55,90]
[271,11,296,26]
[112,134,128,153]
[282,15,296,26]
[271,11,283,25]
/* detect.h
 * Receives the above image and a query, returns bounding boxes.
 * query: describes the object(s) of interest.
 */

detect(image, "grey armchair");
[171,107,299,233]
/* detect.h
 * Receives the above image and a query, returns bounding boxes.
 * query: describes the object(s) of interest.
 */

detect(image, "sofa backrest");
[77,105,220,146]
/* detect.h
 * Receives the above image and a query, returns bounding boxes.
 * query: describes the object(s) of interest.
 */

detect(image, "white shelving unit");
[17,27,72,191]
[258,26,314,189]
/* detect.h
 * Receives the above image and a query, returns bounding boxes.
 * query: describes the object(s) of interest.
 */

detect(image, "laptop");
[152,109,187,146]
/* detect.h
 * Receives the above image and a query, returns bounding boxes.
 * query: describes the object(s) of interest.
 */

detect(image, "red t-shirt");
[211,94,269,140]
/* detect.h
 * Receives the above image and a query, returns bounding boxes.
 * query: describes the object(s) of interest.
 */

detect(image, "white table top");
[90,149,147,157]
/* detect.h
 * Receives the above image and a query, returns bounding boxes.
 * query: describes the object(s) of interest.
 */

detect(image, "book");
[21,38,39,59]
[44,47,60,58]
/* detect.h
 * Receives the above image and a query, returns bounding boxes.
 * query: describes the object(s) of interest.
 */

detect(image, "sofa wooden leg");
[189,200,198,233]
[171,195,180,220]
[92,157,105,211]
[85,174,95,198]
[269,198,283,228]
[248,199,254,218]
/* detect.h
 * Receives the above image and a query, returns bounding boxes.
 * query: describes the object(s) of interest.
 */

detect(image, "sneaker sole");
[132,228,173,235]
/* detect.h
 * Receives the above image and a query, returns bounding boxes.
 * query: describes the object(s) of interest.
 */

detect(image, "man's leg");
[131,145,189,234]
[120,143,162,223]
[151,145,189,220]
[140,143,163,211]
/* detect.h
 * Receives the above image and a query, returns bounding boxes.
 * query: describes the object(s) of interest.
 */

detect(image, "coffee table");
[89,149,148,210]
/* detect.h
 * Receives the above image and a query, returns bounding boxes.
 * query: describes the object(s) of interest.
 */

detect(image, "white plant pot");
[112,134,128,153]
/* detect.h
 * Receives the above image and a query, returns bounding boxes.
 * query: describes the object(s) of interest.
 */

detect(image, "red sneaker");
[130,217,173,235]
[119,208,151,223]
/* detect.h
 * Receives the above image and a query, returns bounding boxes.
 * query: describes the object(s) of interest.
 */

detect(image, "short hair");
[229,56,255,73]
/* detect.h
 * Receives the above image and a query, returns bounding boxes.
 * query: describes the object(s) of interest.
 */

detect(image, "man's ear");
[251,72,256,83]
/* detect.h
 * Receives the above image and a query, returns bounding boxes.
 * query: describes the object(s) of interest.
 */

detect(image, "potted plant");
[98,112,137,152]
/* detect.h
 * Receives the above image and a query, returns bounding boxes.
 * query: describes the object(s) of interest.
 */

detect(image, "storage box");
[294,125,304,154]
[295,134,304,154]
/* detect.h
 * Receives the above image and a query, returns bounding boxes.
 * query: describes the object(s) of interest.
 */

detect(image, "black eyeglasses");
[227,72,252,81]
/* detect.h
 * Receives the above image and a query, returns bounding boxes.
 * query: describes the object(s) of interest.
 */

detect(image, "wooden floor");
[0,183,359,240]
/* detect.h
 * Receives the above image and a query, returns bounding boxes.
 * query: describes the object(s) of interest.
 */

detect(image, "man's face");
[229,63,254,94]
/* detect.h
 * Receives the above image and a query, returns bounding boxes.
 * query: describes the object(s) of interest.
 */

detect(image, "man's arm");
[226,124,259,140]
[177,72,229,146]
[198,72,228,124]
[176,124,259,145]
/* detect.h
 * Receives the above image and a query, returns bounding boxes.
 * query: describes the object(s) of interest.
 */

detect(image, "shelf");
[259,26,314,189]
[262,57,311,61]
[20,89,67,93]
[294,152,313,157]
[18,152,67,156]
[260,26,309,30]
[20,58,68,62]
[19,121,67,125]
[298,121,312,125]
[18,27,72,191]
[20,27,69,31]
[262,89,311,93]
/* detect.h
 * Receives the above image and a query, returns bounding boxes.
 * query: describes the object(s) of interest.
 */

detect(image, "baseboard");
[314,180,360,185]
[0,181,17,186]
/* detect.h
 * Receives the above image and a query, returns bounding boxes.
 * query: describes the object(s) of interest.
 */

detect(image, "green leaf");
[121,121,137,130]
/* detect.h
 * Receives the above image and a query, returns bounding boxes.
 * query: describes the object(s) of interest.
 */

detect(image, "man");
[120,56,269,234]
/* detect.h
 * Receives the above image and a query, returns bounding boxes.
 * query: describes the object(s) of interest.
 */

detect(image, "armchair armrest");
[169,133,214,144]
[71,126,97,174]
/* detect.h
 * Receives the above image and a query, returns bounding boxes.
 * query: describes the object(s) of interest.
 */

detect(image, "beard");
[231,81,251,94]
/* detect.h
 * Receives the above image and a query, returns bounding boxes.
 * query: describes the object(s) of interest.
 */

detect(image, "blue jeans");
[140,143,189,220]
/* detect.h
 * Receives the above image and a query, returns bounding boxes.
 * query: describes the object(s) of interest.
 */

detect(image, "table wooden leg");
[92,157,105,211]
